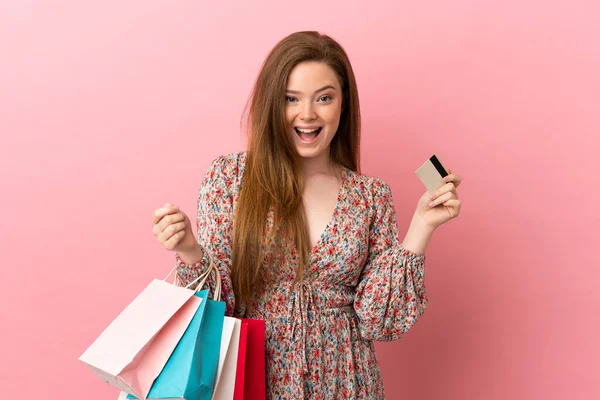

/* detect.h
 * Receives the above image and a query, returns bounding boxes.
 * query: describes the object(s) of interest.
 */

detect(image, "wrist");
[178,244,204,265]
[412,212,437,233]
[401,213,436,255]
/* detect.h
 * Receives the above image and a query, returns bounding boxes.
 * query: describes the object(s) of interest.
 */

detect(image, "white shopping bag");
[211,318,242,400]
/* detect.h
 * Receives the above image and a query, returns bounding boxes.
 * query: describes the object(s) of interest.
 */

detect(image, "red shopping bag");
[233,319,265,400]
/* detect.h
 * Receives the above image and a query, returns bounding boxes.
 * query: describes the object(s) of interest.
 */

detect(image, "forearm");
[401,213,435,255]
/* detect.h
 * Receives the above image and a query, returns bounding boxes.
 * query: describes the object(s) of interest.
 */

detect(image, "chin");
[295,146,329,159]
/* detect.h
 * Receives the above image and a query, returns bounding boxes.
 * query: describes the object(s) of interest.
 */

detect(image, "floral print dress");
[175,152,428,399]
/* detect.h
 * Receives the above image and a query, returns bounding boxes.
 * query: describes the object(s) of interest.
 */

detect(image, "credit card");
[415,154,449,195]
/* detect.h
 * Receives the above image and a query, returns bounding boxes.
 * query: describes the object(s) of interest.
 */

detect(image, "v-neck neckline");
[309,166,348,259]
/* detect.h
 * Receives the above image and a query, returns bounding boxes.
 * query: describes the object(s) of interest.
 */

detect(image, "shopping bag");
[212,318,241,400]
[195,292,226,399]
[238,319,266,400]
[128,262,226,400]
[79,266,204,399]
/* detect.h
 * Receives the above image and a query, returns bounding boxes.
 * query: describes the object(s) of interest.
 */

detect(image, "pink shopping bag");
[79,267,210,399]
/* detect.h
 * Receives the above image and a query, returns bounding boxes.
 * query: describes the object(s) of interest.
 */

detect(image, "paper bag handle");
[194,262,222,302]
[164,251,222,302]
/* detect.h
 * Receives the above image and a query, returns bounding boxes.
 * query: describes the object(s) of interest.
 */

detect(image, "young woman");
[151,31,462,399]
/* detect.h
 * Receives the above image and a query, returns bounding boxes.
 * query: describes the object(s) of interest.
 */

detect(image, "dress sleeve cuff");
[174,246,213,287]
[398,245,426,290]
[398,245,426,263]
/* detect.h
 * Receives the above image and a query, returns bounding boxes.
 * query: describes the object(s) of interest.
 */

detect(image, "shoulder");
[199,152,247,195]
[345,168,393,199]
[344,169,395,224]
[206,151,247,176]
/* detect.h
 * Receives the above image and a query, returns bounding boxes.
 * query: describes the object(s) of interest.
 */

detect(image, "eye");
[319,95,332,102]
[285,96,297,103]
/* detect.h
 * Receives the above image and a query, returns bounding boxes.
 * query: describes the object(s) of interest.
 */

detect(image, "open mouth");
[295,127,322,142]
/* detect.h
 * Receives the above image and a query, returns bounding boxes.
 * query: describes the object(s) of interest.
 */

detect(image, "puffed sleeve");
[353,178,428,341]
[174,153,242,317]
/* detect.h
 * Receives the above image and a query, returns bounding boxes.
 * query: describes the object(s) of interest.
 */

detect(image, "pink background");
[1,1,598,399]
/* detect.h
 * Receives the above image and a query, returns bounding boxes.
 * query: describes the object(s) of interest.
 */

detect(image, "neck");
[300,149,338,179]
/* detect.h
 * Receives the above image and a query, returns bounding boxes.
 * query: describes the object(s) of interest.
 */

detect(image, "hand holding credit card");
[415,154,449,195]
[412,153,462,230]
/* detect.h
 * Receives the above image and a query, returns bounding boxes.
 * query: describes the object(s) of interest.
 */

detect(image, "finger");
[163,230,186,251]
[443,198,461,206]
[158,221,187,244]
[157,212,186,233]
[430,182,456,200]
[152,204,180,225]
[441,199,461,216]
[443,173,462,187]
[153,212,176,236]
[429,191,455,207]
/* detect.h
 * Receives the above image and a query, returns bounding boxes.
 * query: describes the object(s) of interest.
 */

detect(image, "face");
[285,61,343,161]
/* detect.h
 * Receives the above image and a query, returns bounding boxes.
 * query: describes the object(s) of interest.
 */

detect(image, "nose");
[300,101,317,120]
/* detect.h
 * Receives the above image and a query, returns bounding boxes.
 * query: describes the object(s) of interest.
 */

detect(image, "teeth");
[296,127,320,133]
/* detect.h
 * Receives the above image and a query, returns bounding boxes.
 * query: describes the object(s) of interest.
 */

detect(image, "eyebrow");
[285,85,336,94]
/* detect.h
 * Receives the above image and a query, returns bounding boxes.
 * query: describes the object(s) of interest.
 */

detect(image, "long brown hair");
[231,31,361,310]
